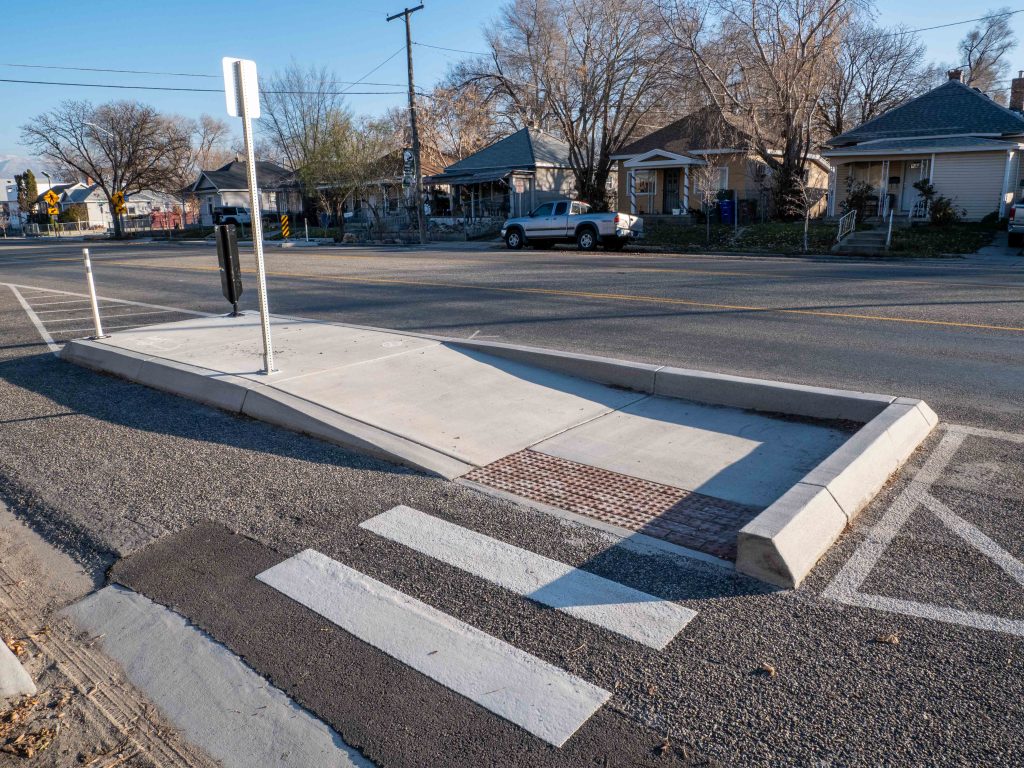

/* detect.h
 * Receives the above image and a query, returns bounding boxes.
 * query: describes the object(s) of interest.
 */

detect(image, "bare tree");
[662,0,859,218]
[20,100,192,237]
[960,8,1018,98]
[692,158,726,243]
[461,0,676,208]
[818,22,938,137]
[259,62,351,173]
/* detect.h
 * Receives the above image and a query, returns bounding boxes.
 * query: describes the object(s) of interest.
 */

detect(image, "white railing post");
[82,248,107,339]
[885,210,894,250]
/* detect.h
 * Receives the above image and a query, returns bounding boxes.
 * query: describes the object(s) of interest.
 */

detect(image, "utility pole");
[387,4,427,245]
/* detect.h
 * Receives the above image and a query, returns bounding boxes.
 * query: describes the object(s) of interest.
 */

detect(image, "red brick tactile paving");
[462,449,762,561]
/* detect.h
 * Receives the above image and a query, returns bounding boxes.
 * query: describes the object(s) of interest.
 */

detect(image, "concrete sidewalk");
[61,312,934,586]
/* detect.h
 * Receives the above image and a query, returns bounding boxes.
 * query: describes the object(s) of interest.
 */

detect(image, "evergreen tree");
[15,170,38,225]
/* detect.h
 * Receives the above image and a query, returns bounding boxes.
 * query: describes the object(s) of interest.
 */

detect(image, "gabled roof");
[437,128,572,178]
[829,79,1024,147]
[63,183,104,204]
[616,106,750,157]
[194,160,293,192]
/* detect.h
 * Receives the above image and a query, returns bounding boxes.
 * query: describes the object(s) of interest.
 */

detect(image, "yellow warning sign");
[43,189,59,206]
[281,214,290,238]
[47,206,59,216]
[112,191,127,214]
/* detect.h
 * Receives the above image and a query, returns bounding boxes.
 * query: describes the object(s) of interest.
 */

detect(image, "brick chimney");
[947,68,964,82]
[1011,70,1024,112]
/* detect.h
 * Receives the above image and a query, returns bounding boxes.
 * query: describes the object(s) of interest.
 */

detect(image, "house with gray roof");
[426,127,575,218]
[191,159,301,225]
[823,70,1024,221]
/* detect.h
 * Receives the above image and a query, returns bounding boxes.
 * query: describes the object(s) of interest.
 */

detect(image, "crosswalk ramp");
[65,507,707,765]
[5,283,213,352]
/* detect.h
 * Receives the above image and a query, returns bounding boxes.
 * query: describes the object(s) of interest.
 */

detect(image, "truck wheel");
[505,228,524,250]
[576,227,597,251]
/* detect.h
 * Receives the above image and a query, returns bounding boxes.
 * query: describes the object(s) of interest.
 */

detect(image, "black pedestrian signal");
[215,224,243,315]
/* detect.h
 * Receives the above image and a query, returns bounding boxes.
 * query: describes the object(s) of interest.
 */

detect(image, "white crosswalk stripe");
[361,505,696,649]
[257,549,612,748]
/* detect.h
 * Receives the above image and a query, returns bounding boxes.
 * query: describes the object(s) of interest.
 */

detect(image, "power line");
[0,77,416,96]
[0,62,409,88]
[342,45,407,93]
[865,9,1024,39]
[414,41,489,56]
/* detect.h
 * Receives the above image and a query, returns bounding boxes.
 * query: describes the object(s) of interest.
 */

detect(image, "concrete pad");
[736,482,849,588]
[63,585,371,768]
[100,314,438,381]
[533,396,850,508]
[361,505,696,649]
[240,387,474,479]
[448,338,662,393]
[135,358,256,413]
[654,366,893,422]
[272,344,642,467]
[258,550,611,747]
[0,641,35,700]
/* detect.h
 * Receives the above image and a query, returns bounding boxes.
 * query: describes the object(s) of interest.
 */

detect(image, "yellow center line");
[120,261,1024,334]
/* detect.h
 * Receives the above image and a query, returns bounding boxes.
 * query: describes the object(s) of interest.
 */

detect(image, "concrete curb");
[0,642,35,700]
[735,398,938,587]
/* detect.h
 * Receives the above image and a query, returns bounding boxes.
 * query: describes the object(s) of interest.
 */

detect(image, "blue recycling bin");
[719,199,735,224]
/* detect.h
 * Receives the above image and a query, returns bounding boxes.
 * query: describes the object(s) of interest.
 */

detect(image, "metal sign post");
[223,56,275,374]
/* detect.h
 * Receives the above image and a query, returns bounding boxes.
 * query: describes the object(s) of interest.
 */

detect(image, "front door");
[899,160,930,213]
[663,169,680,214]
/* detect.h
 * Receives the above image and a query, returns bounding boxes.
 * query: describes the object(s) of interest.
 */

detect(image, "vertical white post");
[628,170,637,214]
[235,59,275,374]
[305,219,309,242]
[683,166,690,212]
[82,248,106,339]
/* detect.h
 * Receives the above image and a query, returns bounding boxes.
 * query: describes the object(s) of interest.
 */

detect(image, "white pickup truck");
[501,200,643,251]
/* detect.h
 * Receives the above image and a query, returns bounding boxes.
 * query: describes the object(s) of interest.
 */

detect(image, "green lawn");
[888,223,996,256]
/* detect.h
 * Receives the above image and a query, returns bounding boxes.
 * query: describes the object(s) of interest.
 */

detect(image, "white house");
[190,159,301,225]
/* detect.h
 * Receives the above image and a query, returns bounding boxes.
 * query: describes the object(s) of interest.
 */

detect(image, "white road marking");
[7,285,60,355]
[823,425,1024,637]
[361,506,696,649]
[64,585,373,768]
[2,282,217,317]
[47,310,178,323]
[258,549,611,747]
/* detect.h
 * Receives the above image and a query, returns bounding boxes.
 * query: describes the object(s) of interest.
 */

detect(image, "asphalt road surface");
[0,238,1022,766]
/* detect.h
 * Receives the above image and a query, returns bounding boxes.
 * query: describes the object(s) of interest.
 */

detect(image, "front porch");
[828,157,934,221]
[622,150,704,216]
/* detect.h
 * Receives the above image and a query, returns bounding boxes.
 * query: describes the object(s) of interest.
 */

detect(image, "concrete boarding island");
[61,314,936,588]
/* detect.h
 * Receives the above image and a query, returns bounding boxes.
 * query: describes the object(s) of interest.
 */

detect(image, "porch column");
[879,160,889,217]
[999,149,1015,218]
[683,166,690,211]
[628,170,637,215]
[827,165,837,217]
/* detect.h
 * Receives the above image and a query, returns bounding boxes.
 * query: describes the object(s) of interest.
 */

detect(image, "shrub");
[912,179,964,226]
[841,178,875,221]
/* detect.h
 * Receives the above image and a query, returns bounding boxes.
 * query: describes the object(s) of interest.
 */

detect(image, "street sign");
[47,206,59,216]
[43,190,59,206]
[222,54,274,374]
[215,224,243,315]
[280,214,290,238]
[112,191,127,214]
[222,57,260,119]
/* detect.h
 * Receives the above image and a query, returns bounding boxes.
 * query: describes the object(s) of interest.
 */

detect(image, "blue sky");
[1,1,1021,167]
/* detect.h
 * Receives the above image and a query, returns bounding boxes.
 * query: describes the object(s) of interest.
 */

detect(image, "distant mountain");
[0,154,44,179]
